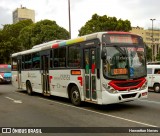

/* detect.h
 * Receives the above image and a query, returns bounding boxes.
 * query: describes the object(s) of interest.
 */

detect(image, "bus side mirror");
[101,49,107,60]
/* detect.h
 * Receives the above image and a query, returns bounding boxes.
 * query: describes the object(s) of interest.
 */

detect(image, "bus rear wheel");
[70,86,81,106]
[26,81,33,95]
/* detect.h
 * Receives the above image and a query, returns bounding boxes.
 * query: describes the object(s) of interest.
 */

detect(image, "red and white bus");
[11,32,148,106]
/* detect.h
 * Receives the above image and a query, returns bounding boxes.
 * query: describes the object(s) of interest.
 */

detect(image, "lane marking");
[14,91,159,127]
[38,97,158,128]
[5,97,22,104]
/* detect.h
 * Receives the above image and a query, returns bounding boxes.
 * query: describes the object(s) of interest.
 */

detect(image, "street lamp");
[68,0,71,39]
[150,19,156,61]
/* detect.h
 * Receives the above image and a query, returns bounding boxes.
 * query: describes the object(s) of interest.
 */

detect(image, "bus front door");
[84,48,97,102]
[41,55,50,96]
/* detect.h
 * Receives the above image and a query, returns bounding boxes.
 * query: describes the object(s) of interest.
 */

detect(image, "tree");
[156,49,160,61]
[19,19,69,50]
[0,20,33,63]
[0,19,69,63]
[78,14,132,36]
[146,45,152,62]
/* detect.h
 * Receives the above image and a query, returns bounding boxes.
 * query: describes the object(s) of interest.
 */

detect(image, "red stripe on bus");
[108,78,146,91]
[49,76,53,83]
[52,43,59,48]
[77,76,83,86]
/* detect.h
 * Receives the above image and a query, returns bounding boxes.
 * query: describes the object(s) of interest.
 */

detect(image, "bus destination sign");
[109,35,138,44]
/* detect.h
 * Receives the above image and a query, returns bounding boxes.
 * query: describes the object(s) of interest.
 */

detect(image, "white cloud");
[0,0,160,38]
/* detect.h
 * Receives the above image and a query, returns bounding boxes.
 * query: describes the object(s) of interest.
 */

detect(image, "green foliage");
[156,50,160,61]
[0,20,33,63]
[146,45,152,62]
[0,19,69,63]
[19,19,69,50]
[78,14,132,36]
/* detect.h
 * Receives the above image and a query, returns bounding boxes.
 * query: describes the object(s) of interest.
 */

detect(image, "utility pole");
[150,19,156,61]
[68,0,71,39]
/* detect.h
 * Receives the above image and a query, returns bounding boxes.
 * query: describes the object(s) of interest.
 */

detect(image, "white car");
[0,74,3,81]
[147,65,160,93]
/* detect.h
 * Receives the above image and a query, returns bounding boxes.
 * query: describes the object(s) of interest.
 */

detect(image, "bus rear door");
[17,56,22,89]
[41,51,50,96]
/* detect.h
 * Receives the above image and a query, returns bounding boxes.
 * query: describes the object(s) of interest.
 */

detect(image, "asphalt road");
[0,84,160,136]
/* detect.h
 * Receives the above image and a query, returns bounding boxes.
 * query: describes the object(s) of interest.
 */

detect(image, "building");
[130,26,160,61]
[13,6,35,24]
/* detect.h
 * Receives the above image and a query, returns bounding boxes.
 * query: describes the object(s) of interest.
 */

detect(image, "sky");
[0,0,160,38]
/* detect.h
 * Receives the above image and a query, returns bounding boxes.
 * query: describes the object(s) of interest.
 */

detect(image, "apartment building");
[13,6,35,24]
[130,26,160,61]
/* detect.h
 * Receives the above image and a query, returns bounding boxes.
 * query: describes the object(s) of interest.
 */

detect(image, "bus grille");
[115,81,140,87]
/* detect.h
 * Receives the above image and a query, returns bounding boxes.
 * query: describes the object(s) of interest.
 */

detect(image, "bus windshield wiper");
[113,45,127,56]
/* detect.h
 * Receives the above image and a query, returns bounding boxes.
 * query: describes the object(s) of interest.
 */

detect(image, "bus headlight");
[140,81,148,90]
[102,83,118,94]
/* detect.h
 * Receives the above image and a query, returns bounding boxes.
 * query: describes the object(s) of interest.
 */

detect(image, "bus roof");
[32,40,65,49]
[11,31,140,57]
[12,47,41,57]
[49,31,140,50]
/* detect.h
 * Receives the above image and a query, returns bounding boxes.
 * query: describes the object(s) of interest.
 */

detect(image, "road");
[0,84,160,136]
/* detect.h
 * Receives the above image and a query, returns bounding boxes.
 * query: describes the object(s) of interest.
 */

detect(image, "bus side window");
[53,47,66,68]
[24,54,32,69]
[32,53,40,69]
[50,50,53,68]
[54,60,59,67]
[68,45,81,68]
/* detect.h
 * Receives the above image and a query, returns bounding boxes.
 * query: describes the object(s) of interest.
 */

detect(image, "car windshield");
[103,45,146,79]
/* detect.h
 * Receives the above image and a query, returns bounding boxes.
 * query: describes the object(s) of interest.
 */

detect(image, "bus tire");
[153,84,160,93]
[70,86,81,106]
[26,81,33,95]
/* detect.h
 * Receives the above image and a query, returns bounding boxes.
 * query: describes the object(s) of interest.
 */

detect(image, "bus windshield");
[102,35,146,80]
[103,46,146,79]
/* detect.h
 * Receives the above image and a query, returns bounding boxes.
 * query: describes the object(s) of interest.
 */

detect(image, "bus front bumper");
[101,88,148,105]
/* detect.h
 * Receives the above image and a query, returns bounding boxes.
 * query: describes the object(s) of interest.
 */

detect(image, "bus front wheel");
[26,81,33,95]
[70,86,81,106]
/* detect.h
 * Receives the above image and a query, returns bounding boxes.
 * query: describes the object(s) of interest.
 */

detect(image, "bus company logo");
[2,128,11,133]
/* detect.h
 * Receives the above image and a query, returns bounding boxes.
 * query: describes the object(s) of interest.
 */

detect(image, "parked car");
[147,64,160,93]
[0,64,12,83]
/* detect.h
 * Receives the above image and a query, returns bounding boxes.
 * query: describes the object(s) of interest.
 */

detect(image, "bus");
[0,64,12,83]
[11,32,148,106]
